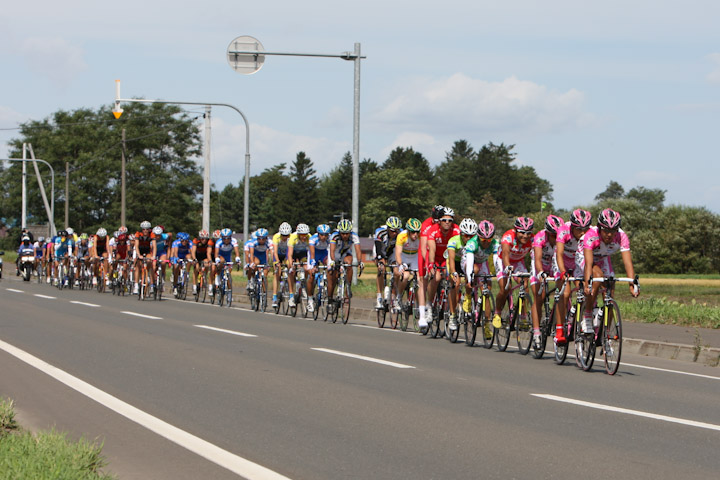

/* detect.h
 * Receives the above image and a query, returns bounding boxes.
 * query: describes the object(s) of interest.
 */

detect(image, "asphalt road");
[1,279,719,479]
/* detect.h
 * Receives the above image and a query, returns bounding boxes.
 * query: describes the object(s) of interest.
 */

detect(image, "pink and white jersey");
[575,226,630,266]
[556,222,581,260]
[531,230,556,266]
[500,229,533,262]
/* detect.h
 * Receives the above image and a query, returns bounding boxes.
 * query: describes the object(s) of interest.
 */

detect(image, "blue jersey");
[172,239,192,258]
[155,233,170,256]
[216,237,239,262]
[54,237,75,257]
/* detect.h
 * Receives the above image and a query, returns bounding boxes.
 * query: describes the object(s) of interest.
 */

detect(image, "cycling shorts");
[493,255,528,280]
[577,254,613,278]
[399,252,418,271]
[530,260,560,286]
[253,251,268,266]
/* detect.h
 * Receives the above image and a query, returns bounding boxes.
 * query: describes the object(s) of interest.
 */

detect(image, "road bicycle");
[575,275,638,375]
[330,262,362,324]
[95,257,107,293]
[427,267,449,339]
[57,256,77,290]
[194,260,210,303]
[136,256,153,300]
[554,277,582,366]
[375,261,398,328]
[275,264,290,315]
[446,272,470,344]
[154,259,166,301]
[397,268,420,332]
[248,264,268,312]
[174,259,192,300]
[215,262,235,307]
[112,259,130,296]
[290,262,308,318]
[76,259,92,291]
[463,274,495,348]
[496,272,532,353]
[311,265,329,321]
[532,275,563,359]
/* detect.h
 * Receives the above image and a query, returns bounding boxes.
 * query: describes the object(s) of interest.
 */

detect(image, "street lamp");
[1,155,56,237]
[113,81,252,251]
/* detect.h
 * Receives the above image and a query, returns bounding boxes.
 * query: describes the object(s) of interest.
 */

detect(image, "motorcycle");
[18,248,35,282]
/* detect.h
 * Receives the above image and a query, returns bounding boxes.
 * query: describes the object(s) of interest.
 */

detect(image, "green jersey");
[464,236,499,264]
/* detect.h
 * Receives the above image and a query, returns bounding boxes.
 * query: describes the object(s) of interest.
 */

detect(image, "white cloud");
[706,53,720,84]
[371,74,595,136]
[19,37,87,86]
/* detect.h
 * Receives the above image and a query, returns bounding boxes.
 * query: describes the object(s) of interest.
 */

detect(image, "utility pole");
[65,162,69,229]
[203,106,211,232]
[121,128,126,227]
[21,144,27,229]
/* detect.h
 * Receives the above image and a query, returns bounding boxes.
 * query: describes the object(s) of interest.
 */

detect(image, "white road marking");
[121,311,162,320]
[532,394,720,432]
[70,301,101,308]
[312,347,416,369]
[194,325,257,337]
[34,294,56,299]
[0,339,291,480]
[618,362,720,380]
[6,288,24,293]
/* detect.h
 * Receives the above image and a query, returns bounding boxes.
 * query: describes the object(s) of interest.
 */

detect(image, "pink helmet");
[477,220,495,239]
[570,209,592,228]
[597,208,622,229]
[544,215,564,234]
[514,216,534,232]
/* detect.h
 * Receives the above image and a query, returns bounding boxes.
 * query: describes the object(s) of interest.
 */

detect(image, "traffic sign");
[226,36,265,75]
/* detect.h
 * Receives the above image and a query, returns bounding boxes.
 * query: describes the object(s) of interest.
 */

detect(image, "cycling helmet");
[477,220,495,239]
[442,207,455,218]
[152,226,163,235]
[386,216,402,231]
[59,230,68,237]
[570,209,592,228]
[514,216,534,232]
[21,235,30,242]
[597,208,622,229]
[128,234,136,241]
[213,229,221,239]
[337,219,353,233]
[431,205,445,220]
[279,222,292,235]
[405,218,421,232]
[38,236,45,243]
[296,223,310,235]
[66,227,74,235]
[118,226,128,235]
[96,228,107,237]
[459,218,478,235]
[113,231,119,238]
[140,221,151,230]
[317,224,331,234]
[544,215,564,235]
[80,233,89,241]
[198,229,209,239]
[178,232,190,241]
[255,228,268,238]
[220,228,233,238]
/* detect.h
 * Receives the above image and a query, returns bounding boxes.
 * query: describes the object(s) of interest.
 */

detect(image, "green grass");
[0,398,114,480]
[619,296,720,329]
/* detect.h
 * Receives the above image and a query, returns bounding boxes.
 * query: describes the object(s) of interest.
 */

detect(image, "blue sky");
[2,0,719,213]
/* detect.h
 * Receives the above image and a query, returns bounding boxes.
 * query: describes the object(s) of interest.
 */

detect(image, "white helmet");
[459,218,478,235]
[96,228,107,237]
[296,223,310,235]
[66,227,74,235]
[279,222,292,235]
[140,221,151,230]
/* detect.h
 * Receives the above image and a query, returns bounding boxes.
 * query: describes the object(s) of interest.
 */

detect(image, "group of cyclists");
[19,203,639,352]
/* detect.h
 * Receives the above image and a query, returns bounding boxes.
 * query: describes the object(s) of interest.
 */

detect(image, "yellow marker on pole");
[112,80,123,118]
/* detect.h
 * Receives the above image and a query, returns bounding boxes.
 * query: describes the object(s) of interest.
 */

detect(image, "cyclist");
[287,223,312,308]
[33,236,46,278]
[109,227,130,287]
[76,233,92,283]
[554,209,592,342]
[43,233,55,283]
[444,218,478,331]
[492,217,535,328]
[272,222,292,308]
[91,228,111,287]
[530,215,564,348]
[154,226,171,291]
[578,208,639,333]
[426,207,460,321]
[327,219,363,314]
[419,205,445,321]
[243,230,257,280]
[214,228,243,297]
[191,230,214,295]
[133,221,156,295]
[307,224,331,313]
[171,232,195,296]
[373,216,402,310]
[246,228,272,300]
[462,220,499,315]
[53,230,76,286]
[394,218,423,323]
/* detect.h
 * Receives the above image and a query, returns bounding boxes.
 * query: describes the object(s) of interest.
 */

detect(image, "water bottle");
[569,305,576,320]
[592,307,599,327]
[384,285,391,302]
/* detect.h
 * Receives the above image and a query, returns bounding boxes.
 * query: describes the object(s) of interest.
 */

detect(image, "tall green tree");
[287,152,320,228]
[595,181,625,201]
[0,103,203,234]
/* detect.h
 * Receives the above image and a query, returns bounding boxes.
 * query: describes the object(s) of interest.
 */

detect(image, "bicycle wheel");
[180,271,188,300]
[554,301,575,365]
[218,281,225,307]
[376,304,387,328]
[464,295,477,346]
[532,298,553,359]
[515,295,533,355]
[259,278,267,312]
[341,280,351,324]
[389,292,399,330]
[480,292,496,349]
[603,303,623,375]
[429,288,444,339]
[575,331,596,371]
[496,296,512,352]
[300,286,308,318]
[399,290,410,332]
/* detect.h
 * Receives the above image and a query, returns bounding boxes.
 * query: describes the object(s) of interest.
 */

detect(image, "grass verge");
[0,397,114,480]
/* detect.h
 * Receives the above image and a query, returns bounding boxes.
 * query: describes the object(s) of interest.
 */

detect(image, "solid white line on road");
[532,394,720,432]
[70,301,101,308]
[6,288,24,293]
[312,347,416,369]
[121,311,162,320]
[619,362,720,380]
[34,294,56,299]
[194,325,258,337]
[0,338,292,480]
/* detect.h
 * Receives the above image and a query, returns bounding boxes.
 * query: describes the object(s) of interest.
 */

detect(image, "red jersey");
[427,223,461,263]
[500,229,533,262]
[115,233,129,259]
[193,238,215,258]
[420,217,435,240]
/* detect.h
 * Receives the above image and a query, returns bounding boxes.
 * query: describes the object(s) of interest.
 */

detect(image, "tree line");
[1,104,718,274]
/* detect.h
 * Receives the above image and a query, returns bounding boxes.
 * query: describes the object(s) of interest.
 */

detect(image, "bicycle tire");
[376,305,387,328]
[341,280,351,324]
[575,331,595,371]
[410,290,420,333]
[399,287,410,331]
[389,293,399,330]
[516,295,533,355]
[429,289,444,339]
[480,292,496,349]
[603,303,622,375]
[259,278,267,312]
[496,295,512,352]
[533,299,554,359]
[554,300,575,365]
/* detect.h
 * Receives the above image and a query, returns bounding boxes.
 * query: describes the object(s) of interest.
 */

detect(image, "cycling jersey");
[396,230,420,255]
[531,230,556,266]
[77,242,90,258]
[193,238,214,261]
[288,233,310,255]
[373,225,398,260]
[114,234,129,260]
[427,223,461,265]
[574,226,630,277]
[93,236,108,255]
[309,233,329,265]
[463,236,499,278]
[500,229,533,262]
[330,231,359,260]
[272,232,290,257]
[134,232,154,256]
[155,233,170,257]
[172,239,192,259]
[33,242,45,258]
[217,237,240,262]
[418,216,435,275]
[54,237,75,257]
